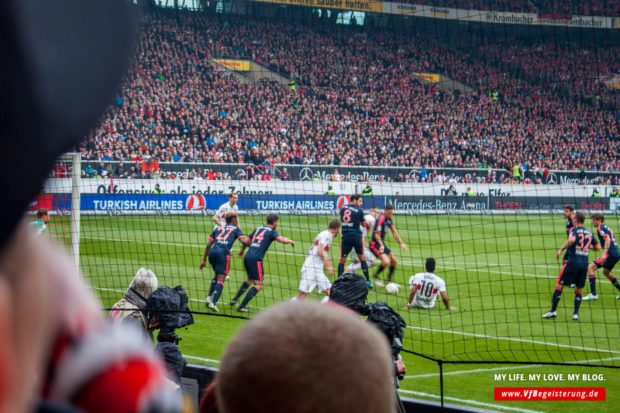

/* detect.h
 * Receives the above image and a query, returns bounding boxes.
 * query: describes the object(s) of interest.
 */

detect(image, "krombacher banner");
[213,59,251,71]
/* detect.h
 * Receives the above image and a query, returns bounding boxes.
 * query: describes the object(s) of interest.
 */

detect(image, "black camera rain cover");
[329,272,368,312]
[147,286,194,330]
[366,301,406,352]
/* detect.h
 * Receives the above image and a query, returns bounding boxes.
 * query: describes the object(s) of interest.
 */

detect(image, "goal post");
[70,152,81,269]
[55,152,81,268]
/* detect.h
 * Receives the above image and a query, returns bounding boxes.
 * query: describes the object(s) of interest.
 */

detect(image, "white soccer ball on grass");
[385,282,399,295]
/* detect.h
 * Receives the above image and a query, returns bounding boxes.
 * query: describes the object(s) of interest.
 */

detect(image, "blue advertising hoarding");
[52,194,386,211]
[49,193,608,212]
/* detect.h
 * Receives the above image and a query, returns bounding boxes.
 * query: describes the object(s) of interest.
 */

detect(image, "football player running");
[294,219,341,301]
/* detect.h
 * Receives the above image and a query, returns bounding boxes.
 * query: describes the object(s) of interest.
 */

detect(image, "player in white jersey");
[404,258,456,310]
[295,220,341,300]
[346,206,381,275]
[213,192,239,229]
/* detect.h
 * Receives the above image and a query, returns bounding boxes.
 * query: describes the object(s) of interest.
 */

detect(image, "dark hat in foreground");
[0,0,136,249]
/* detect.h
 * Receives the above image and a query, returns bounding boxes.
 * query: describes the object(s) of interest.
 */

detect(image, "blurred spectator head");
[214,301,394,413]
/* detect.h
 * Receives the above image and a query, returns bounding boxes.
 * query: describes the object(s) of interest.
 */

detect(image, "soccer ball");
[385,282,399,295]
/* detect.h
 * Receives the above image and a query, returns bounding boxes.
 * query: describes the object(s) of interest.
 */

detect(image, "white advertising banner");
[381,3,614,29]
[43,178,608,198]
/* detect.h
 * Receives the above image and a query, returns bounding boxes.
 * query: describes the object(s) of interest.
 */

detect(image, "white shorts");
[299,267,331,294]
[350,248,374,264]
[411,298,435,309]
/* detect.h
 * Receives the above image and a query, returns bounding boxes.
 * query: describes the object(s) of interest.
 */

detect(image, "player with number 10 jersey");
[403,258,456,311]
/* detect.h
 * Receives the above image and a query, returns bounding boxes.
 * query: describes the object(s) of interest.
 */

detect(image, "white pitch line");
[405,356,620,379]
[397,389,544,413]
[184,355,220,364]
[92,286,266,312]
[81,235,556,279]
[93,286,205,303]
[408,325,620,355]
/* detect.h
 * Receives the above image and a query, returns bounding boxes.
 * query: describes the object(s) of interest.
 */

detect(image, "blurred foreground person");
[1,223,183,412]
[1,0,185,411]
[201,300,396,413]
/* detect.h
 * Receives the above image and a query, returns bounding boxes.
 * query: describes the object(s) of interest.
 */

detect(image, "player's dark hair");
[350,194,362,201]
[228,191,237,199]
[591,213,604,222]
[328,219,341,230]
[425,258,436,273]
[36,208,48,218]
[385,204,394,211]
[574,211,586,224]
[225,215,237,225]
[564,205,574,212]
[267,214,279,225]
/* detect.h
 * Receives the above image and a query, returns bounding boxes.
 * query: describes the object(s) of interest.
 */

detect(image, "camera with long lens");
[146,285,195,336]
[146,285,194,384]
[157,329,182,345]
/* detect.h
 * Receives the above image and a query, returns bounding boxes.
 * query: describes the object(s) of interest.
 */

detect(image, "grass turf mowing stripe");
[405,356,620,379]
[407,325,620,355]
[82,235,556,279]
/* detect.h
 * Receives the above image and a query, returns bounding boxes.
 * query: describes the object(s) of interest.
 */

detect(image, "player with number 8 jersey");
[543,211,600,321]
[338,194,372,287]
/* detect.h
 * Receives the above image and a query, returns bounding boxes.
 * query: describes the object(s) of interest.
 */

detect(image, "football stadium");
[5,0,620,412]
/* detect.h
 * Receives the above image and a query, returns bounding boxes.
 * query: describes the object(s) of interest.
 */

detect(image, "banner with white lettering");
[44,178,617,198]
[45,193,608,213]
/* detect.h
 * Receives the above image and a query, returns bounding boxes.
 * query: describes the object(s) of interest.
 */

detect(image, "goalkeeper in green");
[30,208,49,234]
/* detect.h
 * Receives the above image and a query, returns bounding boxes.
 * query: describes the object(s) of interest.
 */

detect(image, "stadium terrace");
[78,11,619,174]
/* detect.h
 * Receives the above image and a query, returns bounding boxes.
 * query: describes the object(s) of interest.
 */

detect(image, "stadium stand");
[533,0,620,17]
[78,10,619,176]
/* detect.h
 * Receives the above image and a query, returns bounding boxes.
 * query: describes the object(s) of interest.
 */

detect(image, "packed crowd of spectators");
[78,10,619,179]
[533,0,620,17]
[471,35,620,109]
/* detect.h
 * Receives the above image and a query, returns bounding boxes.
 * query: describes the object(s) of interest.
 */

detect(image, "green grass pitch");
[55,213,620,412]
